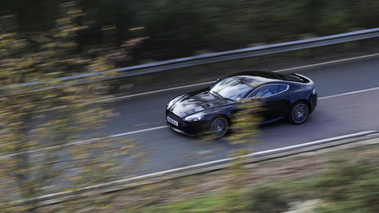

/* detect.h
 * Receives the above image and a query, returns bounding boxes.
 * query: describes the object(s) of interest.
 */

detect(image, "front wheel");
[209,117,229,138]
[289,101,309,124]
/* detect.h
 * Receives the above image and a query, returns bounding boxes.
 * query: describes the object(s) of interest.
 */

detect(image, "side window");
[250,85,273,98]
[278,84,289,93]
[250,84,289,98]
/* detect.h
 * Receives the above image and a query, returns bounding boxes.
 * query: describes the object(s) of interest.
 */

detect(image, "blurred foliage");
[313,158,379,213]
[213,99,263,212]
[0,2,145,212]
[125,157,379,213]
[228,99,263,147]
[1,0,379,61]
[245,185,290,213]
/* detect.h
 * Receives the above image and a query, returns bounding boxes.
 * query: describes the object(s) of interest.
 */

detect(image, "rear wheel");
[209,117,229,138]
[289,101,309,124]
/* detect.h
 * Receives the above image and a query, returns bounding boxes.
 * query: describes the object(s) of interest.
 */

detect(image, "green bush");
[246,185,290,213]
[314,158,379,213]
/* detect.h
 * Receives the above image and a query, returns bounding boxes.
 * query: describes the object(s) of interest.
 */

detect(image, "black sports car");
[166,71,317,138]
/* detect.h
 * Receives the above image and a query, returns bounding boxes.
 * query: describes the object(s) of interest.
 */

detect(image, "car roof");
[230,71,281,79]
[230,71,304,83]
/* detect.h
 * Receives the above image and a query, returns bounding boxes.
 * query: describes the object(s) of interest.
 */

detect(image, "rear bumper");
[309,93,317,113]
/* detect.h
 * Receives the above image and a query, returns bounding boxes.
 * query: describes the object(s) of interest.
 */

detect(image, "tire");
[289,101,309,124]
[209,117,229,138]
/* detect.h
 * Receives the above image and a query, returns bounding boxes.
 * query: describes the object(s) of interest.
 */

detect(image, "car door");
[249,84,289,121]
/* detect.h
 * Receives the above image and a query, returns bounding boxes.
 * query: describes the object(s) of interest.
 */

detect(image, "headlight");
[312,88,317,95]
[184,114,204,122]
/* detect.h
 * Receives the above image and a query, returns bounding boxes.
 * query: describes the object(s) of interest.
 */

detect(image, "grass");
[125,194,223,213]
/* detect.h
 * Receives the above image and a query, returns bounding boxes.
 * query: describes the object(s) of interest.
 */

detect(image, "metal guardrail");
[4,27,379,90]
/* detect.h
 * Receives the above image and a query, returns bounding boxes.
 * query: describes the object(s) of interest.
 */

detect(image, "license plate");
[167,116,178,126]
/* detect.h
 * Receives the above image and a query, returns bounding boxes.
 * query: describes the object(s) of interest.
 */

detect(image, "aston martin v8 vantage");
[166,71,317,138]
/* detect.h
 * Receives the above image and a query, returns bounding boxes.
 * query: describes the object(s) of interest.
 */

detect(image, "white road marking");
[101,82,212,101]
[38,130,377,199]
[110,126,167,137]
[319,86,379,100]
[245,130,377,157]
[156,131,376,172]
[2,85,379,158]
[274,52,379,72]
[107,85,379,142]
[0,126,168,159]
[106,52,379,101]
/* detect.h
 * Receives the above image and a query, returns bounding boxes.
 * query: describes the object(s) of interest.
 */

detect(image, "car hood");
[169,90,232,118]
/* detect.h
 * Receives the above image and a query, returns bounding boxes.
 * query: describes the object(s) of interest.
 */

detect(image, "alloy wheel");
[210,117,228,138]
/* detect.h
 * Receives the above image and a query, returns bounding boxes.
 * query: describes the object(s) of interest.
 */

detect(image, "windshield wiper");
[210,90,223,98]
[211,90,234,102]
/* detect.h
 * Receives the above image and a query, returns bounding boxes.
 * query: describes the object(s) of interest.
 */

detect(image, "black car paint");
[166,71,317,136]
[166,88,236,135]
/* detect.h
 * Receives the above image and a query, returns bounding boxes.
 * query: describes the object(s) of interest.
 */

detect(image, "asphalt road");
[103,54,379,175]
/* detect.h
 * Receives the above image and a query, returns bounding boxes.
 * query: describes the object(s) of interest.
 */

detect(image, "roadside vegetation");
[0,2,146,212]
[123,145,379,213]
[1,0,379,62]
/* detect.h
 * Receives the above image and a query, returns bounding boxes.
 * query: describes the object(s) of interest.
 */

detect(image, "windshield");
[210,77,253,101]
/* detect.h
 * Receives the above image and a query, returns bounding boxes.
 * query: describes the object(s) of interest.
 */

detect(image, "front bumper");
[166,110,208,135]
